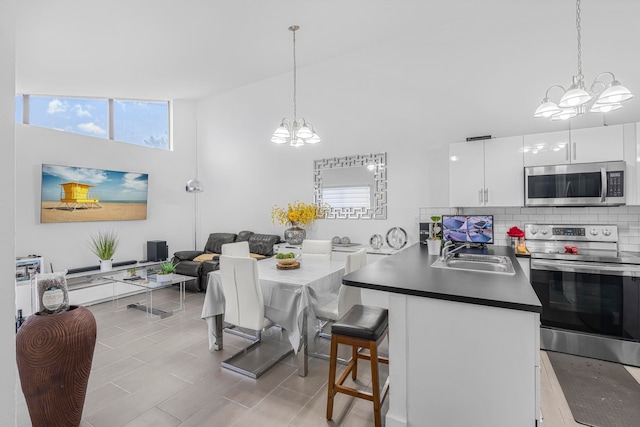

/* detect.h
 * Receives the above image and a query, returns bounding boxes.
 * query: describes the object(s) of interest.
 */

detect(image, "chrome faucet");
[441,241,471,263]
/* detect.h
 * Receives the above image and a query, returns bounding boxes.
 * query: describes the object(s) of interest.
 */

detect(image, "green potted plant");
[427,216,443,255]
[89,230,119,271]
[156,261,176,282]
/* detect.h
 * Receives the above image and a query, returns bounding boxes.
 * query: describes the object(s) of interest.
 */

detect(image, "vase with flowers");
[507,226,526,253]
[271,201,326,245]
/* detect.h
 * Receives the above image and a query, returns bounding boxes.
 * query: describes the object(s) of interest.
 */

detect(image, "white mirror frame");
[314,152,387,220]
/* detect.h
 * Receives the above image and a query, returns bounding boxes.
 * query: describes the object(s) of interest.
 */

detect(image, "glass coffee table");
[104,269,191,318]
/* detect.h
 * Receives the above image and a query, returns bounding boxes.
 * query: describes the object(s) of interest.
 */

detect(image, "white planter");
[427,240,442,256]
[99,260,113,272]
[156,273,174,282]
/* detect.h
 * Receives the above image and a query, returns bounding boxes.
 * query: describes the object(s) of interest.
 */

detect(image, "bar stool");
[326,304,389,427]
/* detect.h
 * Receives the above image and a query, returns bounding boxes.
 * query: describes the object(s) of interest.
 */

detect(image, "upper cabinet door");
[570,124,624,163]
[484,136,524,206]
[523,130,570,167]
[449,141,485,207]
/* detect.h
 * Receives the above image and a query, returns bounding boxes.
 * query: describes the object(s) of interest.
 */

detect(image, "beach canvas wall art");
[41,164,148,223]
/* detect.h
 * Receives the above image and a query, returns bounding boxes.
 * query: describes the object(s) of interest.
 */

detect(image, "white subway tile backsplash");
[419,205,640,248]
[545,215,563,221]
[589,207,609,214]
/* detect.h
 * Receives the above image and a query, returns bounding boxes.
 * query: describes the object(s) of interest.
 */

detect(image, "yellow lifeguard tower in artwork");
[57,182,102,210]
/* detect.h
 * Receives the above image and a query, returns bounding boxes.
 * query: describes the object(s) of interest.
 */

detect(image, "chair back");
[219,255,264,330]
[222,241,250,257]
[302,239,332,261]
[338,249,366,316]
[344,248,367,274]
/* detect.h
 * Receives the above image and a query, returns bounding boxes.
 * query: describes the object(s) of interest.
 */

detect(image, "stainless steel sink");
[431,253,516,275]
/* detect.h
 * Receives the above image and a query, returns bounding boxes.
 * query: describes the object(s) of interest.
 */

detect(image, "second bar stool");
[326,304,389,427]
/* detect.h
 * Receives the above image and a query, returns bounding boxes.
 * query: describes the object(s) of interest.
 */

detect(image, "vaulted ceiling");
[15,0,640,128]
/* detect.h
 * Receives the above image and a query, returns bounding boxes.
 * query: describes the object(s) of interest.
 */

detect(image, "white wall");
[1,0,16,423]
[196,38,452,246]
[15,100,197,272]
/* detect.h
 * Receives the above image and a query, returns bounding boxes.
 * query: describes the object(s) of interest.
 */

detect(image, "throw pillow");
[193,253,219,262]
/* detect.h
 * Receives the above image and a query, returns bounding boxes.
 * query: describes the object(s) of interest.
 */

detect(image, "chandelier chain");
[576,0,582,80]
[292,28,297,121]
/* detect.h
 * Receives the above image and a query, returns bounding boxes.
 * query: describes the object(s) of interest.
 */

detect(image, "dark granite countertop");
[343,243,541,313]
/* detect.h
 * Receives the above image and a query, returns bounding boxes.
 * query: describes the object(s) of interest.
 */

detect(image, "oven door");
[530,259,640,341]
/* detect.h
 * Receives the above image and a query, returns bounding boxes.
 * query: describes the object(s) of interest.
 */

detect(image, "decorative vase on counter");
[16,305,97,427]
[284,222,306,245]
[100,259,112,272]
[427,239,442,255]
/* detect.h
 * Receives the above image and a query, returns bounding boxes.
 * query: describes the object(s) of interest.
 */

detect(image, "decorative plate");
[386,227,408,250]
[370,234,384,250]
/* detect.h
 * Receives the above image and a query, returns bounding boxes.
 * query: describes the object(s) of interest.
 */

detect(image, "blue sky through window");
[15,95,22,123]
[114,100,169,149]
[30,96,108,138]
[17,96,170,150]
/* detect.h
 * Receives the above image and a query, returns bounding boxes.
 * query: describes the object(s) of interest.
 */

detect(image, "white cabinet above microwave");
[523,125,623,167]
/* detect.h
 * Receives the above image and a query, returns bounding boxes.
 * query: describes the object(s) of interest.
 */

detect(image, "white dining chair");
[302,239,332,261]
[221,241,250,257]
[219,255,278,378]
[314,248,366,338]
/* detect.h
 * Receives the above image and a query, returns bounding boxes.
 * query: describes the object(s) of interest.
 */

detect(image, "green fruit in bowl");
[276,252,295,259]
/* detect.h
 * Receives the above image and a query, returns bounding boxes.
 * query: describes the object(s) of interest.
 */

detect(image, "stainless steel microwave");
[525,161,625,207]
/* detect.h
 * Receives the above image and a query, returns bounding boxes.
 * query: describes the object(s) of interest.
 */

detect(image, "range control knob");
[541,229,548,235]
[530,227,538,235]
[603,229,612,237]
[590,228,599,236]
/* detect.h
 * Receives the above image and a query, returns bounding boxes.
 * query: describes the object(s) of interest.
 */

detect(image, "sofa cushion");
[174,260,202,277]
[248,233,281,256]
[236,230,254,242]
[204,233,237,254]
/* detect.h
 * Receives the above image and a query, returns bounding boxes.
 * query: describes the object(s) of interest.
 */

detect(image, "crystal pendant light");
[270,25,321,147]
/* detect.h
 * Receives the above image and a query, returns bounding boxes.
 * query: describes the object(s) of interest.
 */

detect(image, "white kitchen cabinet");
[524,125,623,167]
[523,130,570,166]
[449,136,524,207]
[570,124,624,163]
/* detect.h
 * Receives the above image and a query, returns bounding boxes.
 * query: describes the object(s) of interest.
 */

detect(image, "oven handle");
[601,167,607,202]
[531,259,640,276]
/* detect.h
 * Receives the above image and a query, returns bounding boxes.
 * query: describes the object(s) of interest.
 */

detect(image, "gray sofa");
[172,231,281,291]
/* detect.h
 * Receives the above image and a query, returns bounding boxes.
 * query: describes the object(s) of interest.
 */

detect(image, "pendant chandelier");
[534,0,633,121]
[270,25,321,147]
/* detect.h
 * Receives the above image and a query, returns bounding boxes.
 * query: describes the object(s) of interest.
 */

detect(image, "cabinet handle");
[484,188,489,204]
[479,189,483,204]
[566,144,569,161]
[572,142,576,160]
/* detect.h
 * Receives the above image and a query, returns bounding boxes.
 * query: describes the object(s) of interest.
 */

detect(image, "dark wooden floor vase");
[16,305,97,427]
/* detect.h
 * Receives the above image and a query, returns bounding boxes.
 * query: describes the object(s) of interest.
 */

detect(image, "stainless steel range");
[526,223,640,367]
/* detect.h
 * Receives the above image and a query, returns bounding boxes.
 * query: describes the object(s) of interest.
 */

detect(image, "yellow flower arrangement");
[271,201,326,227]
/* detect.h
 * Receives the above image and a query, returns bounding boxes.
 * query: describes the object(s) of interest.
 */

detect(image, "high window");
[15,94,22,123]
[16,95,170,150]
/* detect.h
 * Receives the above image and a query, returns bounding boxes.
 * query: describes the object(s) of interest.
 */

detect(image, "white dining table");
[201,256,345,376]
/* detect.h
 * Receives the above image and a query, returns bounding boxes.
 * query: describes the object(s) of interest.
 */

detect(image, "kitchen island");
[343,243,542,427]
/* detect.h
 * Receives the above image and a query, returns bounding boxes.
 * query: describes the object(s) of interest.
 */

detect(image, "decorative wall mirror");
[314,152,387,219]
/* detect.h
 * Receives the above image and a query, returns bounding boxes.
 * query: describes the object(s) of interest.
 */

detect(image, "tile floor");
[16,288,640,426]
